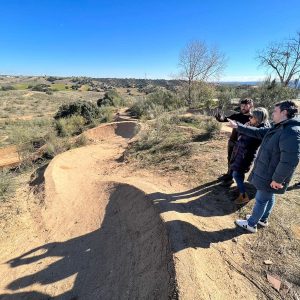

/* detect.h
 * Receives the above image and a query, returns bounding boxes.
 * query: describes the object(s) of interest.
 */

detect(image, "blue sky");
[0,0,299,81]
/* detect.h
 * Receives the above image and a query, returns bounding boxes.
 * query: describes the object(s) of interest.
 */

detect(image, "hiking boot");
[246,214,269,227]
[234,193,250,205]
[218,173,232,181]
[220,179,234,187]
[235,219,257,233]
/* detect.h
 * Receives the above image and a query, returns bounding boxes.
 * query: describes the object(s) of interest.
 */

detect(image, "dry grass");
[0,90,104,120]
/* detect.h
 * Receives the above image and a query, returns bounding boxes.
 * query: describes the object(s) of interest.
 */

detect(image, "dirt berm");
[0,121,269,299]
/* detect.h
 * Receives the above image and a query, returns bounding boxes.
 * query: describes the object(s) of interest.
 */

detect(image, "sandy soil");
[0,121,279,299]
[0,146,20,169]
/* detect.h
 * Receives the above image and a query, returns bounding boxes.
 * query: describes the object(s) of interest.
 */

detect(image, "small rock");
[264,259,273,265]
[232,237,238,243]
[267,273,281,291]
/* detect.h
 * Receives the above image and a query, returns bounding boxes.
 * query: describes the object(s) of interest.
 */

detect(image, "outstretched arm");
[227,119,269,140]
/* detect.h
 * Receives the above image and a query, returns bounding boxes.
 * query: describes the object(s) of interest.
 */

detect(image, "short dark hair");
[275,100,298,119]
[240,98,253,105]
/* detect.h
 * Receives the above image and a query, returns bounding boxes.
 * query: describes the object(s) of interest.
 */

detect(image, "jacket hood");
[282,116,300,127]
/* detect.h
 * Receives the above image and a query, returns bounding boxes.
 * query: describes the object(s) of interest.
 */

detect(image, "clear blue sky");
[0,0,299,81]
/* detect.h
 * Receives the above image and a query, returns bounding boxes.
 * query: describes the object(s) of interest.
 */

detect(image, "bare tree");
[257,31,300,87]
[179,40,226,106]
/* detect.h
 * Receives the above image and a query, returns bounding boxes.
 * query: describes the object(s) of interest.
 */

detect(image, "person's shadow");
[147,179,250,252]
[2,180,249,299]
[2,184,177,300]
[148,179,255,217]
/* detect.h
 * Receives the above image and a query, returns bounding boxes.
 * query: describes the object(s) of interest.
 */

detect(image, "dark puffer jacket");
[230,123,269,173]
[237,117,300,194]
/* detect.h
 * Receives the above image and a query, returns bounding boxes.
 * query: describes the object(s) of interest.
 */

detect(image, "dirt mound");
[4,182,176,299]
[0,145,20,169]
[84,121,139,141]
[1,117,278,299]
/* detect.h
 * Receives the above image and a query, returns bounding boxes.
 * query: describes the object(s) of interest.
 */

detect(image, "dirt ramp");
[5,182,176,300]
[84,121,139,141]
[78,182,177,300]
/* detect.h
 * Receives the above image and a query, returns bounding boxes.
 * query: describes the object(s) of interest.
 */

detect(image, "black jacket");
[230,122,269,173]
[237,117,300,194]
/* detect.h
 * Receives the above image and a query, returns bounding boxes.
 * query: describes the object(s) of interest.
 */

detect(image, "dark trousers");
[227,140,235,178]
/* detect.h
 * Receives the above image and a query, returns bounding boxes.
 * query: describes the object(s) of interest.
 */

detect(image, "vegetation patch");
[0,170,15,202]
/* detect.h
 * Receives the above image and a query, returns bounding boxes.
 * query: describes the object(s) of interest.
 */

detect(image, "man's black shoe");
[218,174,233,181]
[220,179,234,187]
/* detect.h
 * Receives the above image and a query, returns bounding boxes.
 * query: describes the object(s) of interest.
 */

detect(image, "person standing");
[230,107,270,204]
[215,98,254,185]
[228,100,300,233]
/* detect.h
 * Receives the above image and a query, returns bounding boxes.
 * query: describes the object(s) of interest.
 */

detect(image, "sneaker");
[234,193,250,204]
[246,214,269,227]
[235,219,257,233]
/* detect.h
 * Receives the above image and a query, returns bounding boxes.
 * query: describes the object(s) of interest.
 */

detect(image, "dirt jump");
[0,121,277,299]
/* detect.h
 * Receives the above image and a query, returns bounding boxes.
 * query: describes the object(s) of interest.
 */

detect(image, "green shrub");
[46,76,59,82]
[0,170,15,202]
[203,119,221,138]
[1,85,15,91]
[43,133,72,158]
[129,89,185,119]
[55,115,85,137]
[98,106,114,123]
[193,118,221,141]
[74,134,88,147]
[128,113,190,165]
[54,100,100,124]
[253,78,298,111]
[97,89,124,107]
[32,84,50,92]
[217,87,235,111]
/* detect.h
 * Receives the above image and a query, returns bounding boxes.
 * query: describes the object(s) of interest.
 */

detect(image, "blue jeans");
[232,171,245,194]
[248,190,275,227]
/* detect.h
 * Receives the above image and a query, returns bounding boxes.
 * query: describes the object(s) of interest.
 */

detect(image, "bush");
[253,78,298,111]
[74,134,88,147]
[203,119,221,138]
[1,85,16,91]
[43,133,72,158]
[97,89,124,107]
[98,106,114,123]
[9,119,52,165]
[129,89,185,119]
[32,84,51,92]
[217,87,235,111]
[180,82,216,109]
[0,170,15,202]
[46,76,59,82]
[55,115,85,137]
[193,118,221,141]
[128,113,191,165]
[54,100,100,124]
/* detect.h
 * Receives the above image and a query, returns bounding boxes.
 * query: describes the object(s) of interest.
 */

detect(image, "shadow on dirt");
[148,179,251,251]
[148,179,255,218]
[4,184,177,300]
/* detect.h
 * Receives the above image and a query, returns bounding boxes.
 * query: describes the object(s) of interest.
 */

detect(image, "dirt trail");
[0,121,271,299]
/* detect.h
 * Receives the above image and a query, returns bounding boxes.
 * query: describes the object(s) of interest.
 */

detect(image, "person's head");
[272,100,298,124]
[240,98,254,115]
[249,107,269,126]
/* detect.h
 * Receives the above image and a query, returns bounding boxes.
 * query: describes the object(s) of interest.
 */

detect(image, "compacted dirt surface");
[0,121,283,299]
